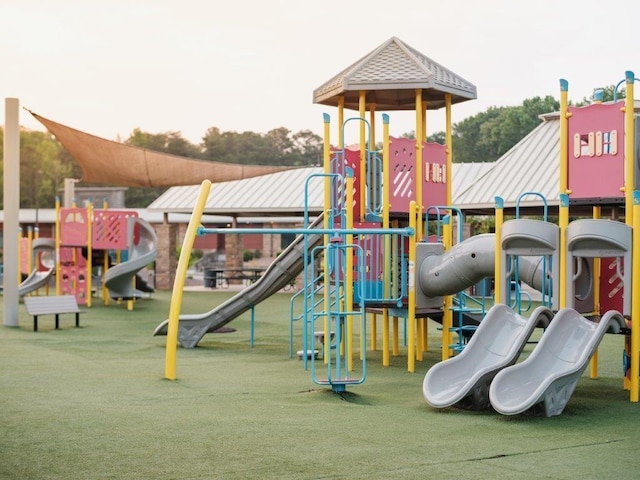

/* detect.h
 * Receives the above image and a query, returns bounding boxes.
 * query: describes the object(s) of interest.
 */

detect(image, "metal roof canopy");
[313,37,477,111]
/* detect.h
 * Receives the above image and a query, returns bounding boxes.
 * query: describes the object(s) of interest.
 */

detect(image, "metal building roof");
[454,113,560,213]
[147,162,496,217]
[313,37,477,111]
[147,167,325,216]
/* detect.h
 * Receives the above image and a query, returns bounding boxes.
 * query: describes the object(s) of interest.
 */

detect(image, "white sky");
[2,0,640,145]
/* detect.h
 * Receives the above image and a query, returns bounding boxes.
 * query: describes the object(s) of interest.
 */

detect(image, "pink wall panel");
[567,102,625,199]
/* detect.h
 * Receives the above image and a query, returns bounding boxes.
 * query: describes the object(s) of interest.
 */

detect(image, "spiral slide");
[18,238,56,297]
[104,217,158,300]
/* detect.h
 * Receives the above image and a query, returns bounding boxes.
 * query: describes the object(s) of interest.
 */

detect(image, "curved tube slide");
[418,233,547,298]
[104,218,157,300]
[423,304,553,410]
[489,309,626,416]
[18,238,56,297]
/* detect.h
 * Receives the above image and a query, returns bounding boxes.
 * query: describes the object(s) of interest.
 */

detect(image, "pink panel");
[330,148,361,224]
[423,141,447,208]
[567,102,624,199]
[93,210,137,250]
[389,137,447,213]
[60,208,89,246]
[599,257,624,313]
[389,137,416,213]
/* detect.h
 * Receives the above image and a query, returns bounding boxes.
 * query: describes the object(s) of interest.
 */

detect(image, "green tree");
[123,129,202,206]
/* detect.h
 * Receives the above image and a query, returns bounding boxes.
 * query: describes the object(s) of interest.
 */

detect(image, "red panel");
[567,102,624,199]
[599,257,624,312]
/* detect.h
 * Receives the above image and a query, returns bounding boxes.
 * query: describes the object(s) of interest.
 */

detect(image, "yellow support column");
[87,202,93,308]
[590,206,602,379]
[631,192,640,402]
[494,197,504,305]
[345,173,355,371]
[382,114,391,367]
[559,194,569,309]
[359,91,366,222]
[624,72,635,394]
[441,216,453,360]
[323,114,332,362]
[165,180,212,380]
[407,201,418,373]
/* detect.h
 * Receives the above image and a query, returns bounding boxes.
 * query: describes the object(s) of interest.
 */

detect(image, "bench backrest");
[24,295,80,315]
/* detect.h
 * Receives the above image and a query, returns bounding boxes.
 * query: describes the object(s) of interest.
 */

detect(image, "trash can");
[204,268,217,288]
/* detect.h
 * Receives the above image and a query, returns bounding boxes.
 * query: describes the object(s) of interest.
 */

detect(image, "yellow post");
[382,114,391,367]
[559,194,569,309]
[359,91,367,222]
[590,206,602,379]
[631,191,640,401]
[87,202,93,308]
[55,198,61,294]
[494,197,504,305]
[407,201,417,372]
[441,216,453,360]
[559,79,570,196]
[369,103,376,152]
[165,180,212,380]
[624,72,635,228]
[26,227,33,285]
[323,113,332,362]
[102,199,110,306]
[415,89,424,242]
[338,96,344,150]
[445,93,453,208]
[345,173,355,371]
[624,72,635,394]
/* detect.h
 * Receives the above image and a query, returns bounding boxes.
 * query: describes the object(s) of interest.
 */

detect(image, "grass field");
[2,289,640,479]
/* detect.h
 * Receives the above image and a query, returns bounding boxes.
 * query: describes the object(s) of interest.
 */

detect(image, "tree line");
[0,89,619,209]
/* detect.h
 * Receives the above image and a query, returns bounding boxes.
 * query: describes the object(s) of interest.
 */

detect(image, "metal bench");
[23,295,82,332]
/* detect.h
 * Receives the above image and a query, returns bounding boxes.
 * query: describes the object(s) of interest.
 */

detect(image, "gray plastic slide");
[18,238,56,297]
[104,217,158,300]
[489,308,626,416]
[423,304,554,410]
[153,216,324,348]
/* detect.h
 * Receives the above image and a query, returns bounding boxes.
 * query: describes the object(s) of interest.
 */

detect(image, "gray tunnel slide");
[153,215,324,348]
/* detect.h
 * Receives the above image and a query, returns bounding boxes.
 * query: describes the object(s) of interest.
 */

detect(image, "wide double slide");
[423,304,554,410]
[153,216,324,348]
[18,238,56,297]
[104,217,158,300]
[489,309,626,416]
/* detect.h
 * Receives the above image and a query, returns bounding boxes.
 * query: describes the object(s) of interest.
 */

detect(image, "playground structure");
[162,39,640,414]
[55,198,158,308]
[11,199,158,310]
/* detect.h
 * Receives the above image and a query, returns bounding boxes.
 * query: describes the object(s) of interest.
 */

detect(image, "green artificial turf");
[1,290,639,479]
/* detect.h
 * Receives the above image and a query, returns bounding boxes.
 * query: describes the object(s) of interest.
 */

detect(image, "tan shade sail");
[30,112,292,187]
